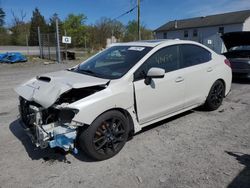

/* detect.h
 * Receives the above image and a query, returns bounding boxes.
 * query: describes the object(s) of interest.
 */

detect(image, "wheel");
[204,80,225,111]
[79,110,129,161]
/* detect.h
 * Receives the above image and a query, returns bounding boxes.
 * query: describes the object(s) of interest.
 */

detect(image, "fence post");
[47,34,51,60]
[55,19,61,63]
[38,27,42,58]
[64,30,68,62]
[25,34,29,56]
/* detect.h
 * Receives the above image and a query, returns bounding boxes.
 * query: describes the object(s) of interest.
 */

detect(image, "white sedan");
[15,40,232,160]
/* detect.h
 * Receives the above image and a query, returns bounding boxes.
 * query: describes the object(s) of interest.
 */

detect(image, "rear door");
[179,44,214,107]
[133,45,186,124]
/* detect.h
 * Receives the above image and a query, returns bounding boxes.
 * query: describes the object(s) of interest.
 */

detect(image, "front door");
[133,45,186,124]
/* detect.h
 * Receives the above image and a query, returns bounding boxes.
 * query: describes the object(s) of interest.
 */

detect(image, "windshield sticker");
[128,47,145,51]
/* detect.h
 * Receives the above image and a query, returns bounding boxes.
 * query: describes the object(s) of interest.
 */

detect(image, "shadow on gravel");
[9,119,93,163]
[232,77,250,84]
[226,151,250,188]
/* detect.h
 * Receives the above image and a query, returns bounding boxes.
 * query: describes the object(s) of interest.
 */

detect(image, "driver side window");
[134,45,179,81]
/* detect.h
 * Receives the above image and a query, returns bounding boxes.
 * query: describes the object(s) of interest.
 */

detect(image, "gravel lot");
[0,62,249,188]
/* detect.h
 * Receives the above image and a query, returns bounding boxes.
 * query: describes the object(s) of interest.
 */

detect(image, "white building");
[155,10,250,53]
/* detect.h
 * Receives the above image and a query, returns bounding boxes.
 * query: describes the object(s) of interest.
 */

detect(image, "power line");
[113,5,138,20]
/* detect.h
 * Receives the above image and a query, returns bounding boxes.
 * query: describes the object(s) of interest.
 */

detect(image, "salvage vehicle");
[221,31,250,78]
[15,40,232,160]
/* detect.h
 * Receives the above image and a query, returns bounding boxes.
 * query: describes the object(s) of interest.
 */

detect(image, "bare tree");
[11,9,26,26]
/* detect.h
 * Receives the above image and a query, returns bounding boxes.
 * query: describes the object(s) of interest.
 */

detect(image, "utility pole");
[55,18,61,63]
[137,0,141,40]
[38,27,42,58]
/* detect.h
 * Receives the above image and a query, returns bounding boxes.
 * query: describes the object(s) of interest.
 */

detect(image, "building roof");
[155,9,250,32]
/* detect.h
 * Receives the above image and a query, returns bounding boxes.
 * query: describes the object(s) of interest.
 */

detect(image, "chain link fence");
[40,33,57,60]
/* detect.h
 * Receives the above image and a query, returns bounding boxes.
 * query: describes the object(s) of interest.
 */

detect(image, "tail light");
[224,59,231,68]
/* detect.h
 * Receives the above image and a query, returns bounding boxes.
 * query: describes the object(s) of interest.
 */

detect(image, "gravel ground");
[0,62,250,188]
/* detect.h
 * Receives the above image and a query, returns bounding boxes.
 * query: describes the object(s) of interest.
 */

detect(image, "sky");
[1,0,250,29]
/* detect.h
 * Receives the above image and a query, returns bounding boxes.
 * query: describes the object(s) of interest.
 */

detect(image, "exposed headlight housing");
[58,108,79,124]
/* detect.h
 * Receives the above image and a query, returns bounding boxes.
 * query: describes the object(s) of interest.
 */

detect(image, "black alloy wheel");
[79,110,129,160]
[204,80,225,111]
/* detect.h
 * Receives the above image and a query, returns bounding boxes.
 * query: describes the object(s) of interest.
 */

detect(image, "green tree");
[10,10,30,45]
[90,17,125,49]
[63,13,87,47]
[123,20,153,42]
[0,8,8,45]
[0,8,5,27]
[29,8,48,46]
[48,13,62,33]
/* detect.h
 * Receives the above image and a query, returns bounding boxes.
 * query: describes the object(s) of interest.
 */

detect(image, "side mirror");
[145,67,165,85]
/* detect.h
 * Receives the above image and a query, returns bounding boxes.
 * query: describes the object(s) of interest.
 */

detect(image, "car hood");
[15,70,109,108]
[221,32,250,50]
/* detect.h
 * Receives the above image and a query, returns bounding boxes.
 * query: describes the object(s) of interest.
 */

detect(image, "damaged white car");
[15,40,232,160]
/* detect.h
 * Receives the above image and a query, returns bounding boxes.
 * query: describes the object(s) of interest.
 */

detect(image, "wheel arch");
[88,107,135,136]
[216,78,226,96]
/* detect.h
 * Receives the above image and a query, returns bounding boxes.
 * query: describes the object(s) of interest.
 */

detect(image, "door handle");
[207,67,213,72]
[175,77,184,83]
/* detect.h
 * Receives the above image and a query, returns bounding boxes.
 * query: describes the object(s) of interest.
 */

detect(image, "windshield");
[74,46,152,79]
[230,46,250,51]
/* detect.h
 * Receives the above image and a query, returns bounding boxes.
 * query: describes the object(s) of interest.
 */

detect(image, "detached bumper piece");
[19,97,78,154]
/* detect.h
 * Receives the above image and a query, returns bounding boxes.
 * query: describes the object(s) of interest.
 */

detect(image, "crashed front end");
[19,97,80,153]
[15,70,109,153]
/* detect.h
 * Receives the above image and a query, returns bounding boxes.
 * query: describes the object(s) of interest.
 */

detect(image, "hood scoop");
[37,76,51,82]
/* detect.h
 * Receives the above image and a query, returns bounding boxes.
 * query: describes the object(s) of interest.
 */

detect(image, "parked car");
[221,31,250,78]
[15,40,232,160]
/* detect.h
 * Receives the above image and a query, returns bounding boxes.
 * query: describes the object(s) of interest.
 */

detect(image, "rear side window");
[180,44,211,68]
[134,45,179,80]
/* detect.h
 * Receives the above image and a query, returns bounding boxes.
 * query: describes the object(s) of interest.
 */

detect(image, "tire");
[204,80,225,111]
[79,110,129,161]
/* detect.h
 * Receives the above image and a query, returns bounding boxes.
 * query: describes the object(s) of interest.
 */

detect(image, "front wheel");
[204,80,225,111]
[79,110,129,161]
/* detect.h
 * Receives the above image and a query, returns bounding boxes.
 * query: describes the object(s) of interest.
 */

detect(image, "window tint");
[134,46,179,80]
[180,44,211,68]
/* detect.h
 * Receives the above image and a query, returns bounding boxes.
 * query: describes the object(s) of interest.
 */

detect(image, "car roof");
[111,39,198,48]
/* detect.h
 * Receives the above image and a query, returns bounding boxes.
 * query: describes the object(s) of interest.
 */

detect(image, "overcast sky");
[1,0,250,29]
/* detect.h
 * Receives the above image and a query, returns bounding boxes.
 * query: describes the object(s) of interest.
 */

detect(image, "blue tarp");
[0,52,27,63]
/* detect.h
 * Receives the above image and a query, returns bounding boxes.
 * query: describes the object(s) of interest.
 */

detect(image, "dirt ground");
[0,61,250,188]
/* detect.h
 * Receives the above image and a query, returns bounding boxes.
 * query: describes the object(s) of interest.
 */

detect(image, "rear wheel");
[79,111,129,161]
[204,80,225,111]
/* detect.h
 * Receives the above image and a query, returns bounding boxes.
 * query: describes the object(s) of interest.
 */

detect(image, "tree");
[123,20,153,42]
[10,10,30,45]
[90,17,125,49]
[48,13,62,33]
[0,8,5,27]
[0,8,9,45]
[29,8,48,46]
[63,13,87,47]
